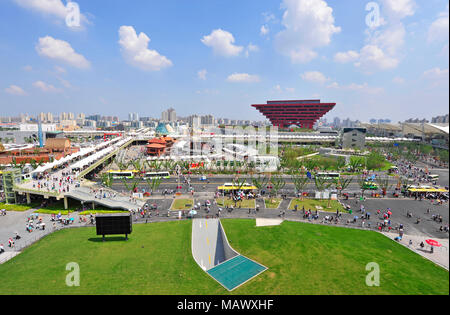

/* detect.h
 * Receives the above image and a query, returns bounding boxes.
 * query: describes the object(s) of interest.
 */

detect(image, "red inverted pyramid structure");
[252,100,336,129]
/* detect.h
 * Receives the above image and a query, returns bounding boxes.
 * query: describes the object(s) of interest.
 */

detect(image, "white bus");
[143,171,171,180]
[107,170,138,179]
[428,174,439,181]
[315,172,340,180]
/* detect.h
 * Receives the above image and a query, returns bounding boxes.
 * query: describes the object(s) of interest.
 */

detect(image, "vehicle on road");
[428,174,439,181]
[217,182,257,193]
[315,172,340,180]
[143,172,171,180]
[107,170,139,179]
[362,181,378,190]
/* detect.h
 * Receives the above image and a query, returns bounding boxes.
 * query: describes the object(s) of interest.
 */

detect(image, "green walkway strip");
[207,255,267,291]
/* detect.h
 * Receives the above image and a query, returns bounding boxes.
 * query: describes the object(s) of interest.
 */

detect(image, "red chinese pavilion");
[252,100,336,129]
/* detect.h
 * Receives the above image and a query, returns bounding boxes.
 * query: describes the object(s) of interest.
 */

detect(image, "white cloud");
[36,36,90,69]
[347,23,405,72]
[5,85,26,96]
[33,80,61,93]
[368,23,406,56]
[428,8,449,43]
[14,0,89,29]
[327,81,384,94]
[245,43,259,57]
[300,71,329,84]
[355,44,399,72]
[57,77,72,89]
[275,0,341,63]
[201,29,244,57]
[226,73,260,83]
[273,85,295,93]
[22,65,33,71]
[196,89,219,95]
[260,25,269,36]
[424,67,449,79]
[262,12,276,23]
[334,50,359,63]
[334,2,413,73]
[54,65,66,74]
[15,0,67,18]
[392,76,405,84]
[118,25,173,71]
[381,0,416,20]
[423,67,449,87]
[197,69,207,80]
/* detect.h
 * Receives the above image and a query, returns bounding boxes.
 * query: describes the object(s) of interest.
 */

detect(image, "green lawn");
[170,198,194,210]
[33,199,122,215]
[0,202,41,212]
[264,198,282,209]
[0,220,447,295]
[79,210,129,215]
[289,198,346,213]
[217,198,256,208]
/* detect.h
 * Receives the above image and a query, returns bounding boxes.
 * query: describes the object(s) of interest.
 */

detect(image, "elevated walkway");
[66,186,144,211]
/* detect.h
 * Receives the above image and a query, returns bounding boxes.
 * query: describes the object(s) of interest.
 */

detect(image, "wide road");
[95,174,402,195]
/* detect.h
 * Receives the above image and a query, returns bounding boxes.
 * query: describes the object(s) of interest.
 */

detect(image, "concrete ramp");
[191,219,267,291]
[191,219,238,271]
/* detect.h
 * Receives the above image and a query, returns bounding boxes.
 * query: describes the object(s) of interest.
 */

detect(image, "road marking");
[209,254,211,266]
[206,237,209,245]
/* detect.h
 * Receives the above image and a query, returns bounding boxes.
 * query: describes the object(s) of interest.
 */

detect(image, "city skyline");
[0,0,449,122]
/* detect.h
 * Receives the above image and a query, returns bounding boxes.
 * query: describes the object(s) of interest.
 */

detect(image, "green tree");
[376,176,393,197]
[366,151,386,170]
[291,173,309,199]
[146,177,162,195]
[101,172,113,188]
[270,175,286,198]
[333,176,353,196]
[349,156,365,172]
[336,156,346,171]
[250,173,269,196]
[314,176,333,192]
[357,175,368,198]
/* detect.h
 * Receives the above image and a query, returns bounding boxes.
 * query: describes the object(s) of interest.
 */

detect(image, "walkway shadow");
[416,248,433,254]
[88,236,129,243]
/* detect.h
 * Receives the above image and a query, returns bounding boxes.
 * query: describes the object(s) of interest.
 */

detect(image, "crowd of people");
[32,169,77,194]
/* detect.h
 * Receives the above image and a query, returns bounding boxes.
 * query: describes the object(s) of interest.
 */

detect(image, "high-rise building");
[431,114,449,124]
[38,112,46,122]
[87,114,102,121]
[333,117,341,128]
[201,115,215,126]
[188,115,201,128]
[252,99,336,129]
[128,113,139,121]
[161,108,176,122]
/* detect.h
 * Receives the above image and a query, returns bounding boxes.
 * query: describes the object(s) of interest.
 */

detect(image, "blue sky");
[0,0,448,122]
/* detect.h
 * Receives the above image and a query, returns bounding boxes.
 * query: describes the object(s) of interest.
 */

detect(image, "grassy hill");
[0,220,447,295]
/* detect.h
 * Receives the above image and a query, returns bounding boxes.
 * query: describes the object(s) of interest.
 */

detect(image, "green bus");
[362,181,378,190]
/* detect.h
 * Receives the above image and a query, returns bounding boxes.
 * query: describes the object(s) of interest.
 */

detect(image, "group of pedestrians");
[32,169,77,194]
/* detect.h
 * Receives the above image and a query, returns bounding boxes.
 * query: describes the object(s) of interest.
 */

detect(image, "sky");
[0,0,448,122]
